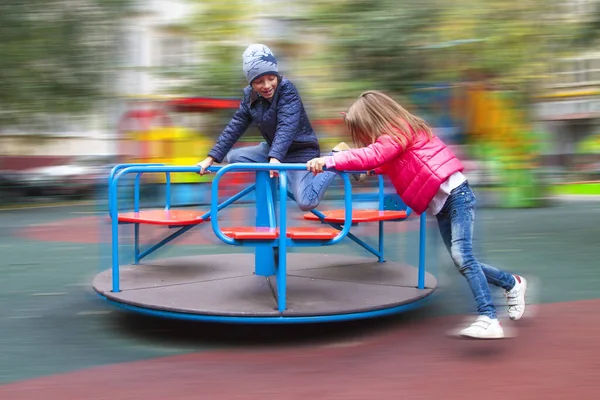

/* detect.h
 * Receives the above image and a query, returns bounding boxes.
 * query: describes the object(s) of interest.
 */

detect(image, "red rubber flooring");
[2,299,598,400]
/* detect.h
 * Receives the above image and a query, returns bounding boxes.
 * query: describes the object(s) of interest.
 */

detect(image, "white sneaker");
[459,315,505,339]
[506,275,527,321]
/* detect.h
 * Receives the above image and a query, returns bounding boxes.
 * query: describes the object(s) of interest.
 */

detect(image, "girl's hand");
[197,156,214,175]
[269,157,281,178]
[307,157,327,175]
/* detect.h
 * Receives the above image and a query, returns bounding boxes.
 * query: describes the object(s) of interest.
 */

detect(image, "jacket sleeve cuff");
[267,151,284,162]
[325,156,336,170]
[207,150,223,164]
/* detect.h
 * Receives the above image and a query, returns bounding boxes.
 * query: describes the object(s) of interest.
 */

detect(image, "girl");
[307,90,528,339]
[197,44,355,211]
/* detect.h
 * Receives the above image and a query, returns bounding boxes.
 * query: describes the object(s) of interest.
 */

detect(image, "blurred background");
[2,2,600,395]
[2,0,600,207]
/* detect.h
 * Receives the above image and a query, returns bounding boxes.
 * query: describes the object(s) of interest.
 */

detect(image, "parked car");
[0,170,24,204]
[16,155,116,198]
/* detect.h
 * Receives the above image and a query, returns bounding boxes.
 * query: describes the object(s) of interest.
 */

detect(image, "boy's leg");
[288,144,358,211]
[288,169,337,212]
[225,142,270,163]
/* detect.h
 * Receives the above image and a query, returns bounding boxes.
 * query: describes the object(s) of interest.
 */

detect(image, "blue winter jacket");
[207,77,321,163]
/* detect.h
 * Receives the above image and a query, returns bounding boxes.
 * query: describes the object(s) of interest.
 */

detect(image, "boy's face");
[251,74,278,99]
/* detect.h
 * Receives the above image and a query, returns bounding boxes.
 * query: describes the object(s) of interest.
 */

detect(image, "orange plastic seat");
[222,227,278,240]
[222,226,339,240]
[303,209,407,224]
[118,209,207,226]
[286,227,339,240]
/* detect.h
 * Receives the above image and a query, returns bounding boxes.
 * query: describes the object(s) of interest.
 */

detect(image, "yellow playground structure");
[416,82,546,207]
[116,97,244,204]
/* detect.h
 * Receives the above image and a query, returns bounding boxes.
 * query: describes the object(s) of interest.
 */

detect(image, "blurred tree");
[304,0,442,101]
[304,0,581,107]
[431,1,576,90]
[574,1,600,46]
[0,0,130,130]
[166,0,254,98]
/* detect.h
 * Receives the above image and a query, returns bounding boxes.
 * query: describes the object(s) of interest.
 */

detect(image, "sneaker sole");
[459,333,506,340]
[447,317,517,339]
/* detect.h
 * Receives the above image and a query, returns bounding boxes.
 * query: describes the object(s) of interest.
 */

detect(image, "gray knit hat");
[242,44,279,84]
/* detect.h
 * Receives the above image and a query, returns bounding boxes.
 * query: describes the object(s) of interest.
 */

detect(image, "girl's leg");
[437,197,515,292]
[480,263,515,291]
[436,183,497,319]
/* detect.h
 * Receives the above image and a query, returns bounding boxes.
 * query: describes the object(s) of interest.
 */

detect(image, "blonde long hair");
[344,90,432,149]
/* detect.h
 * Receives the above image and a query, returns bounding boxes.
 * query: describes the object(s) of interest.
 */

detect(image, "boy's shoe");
[459,315,505,339]
[505,275,527,321]
[331,142,367,182]
[332,141,351,153]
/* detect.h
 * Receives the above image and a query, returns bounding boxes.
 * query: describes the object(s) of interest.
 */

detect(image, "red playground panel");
[222,226,339,240]
[303,209,408,224]
[117,210,207,226]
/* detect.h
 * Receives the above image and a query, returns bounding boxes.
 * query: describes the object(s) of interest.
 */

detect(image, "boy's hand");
[269,158,280,178]
[307,157,327,175]
[197,156,214,175]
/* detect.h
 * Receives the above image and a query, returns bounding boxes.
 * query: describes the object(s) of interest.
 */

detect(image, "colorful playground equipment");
[93,164,436,323]
[116,97,245,205]
[413,82,547,207]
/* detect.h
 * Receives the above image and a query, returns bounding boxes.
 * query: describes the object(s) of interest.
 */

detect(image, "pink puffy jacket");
[330,133,464,215]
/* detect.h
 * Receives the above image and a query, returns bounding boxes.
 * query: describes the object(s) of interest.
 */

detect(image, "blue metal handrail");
[108,165,221,292]
[209,163,353,247]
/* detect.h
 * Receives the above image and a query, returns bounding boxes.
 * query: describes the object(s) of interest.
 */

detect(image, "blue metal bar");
[134,223,140,264]
[346,231,383,258]
[254,170,276,276]
[418,212,426,289]
[110,164,219,293]
[378,221,385,263]
[208,163,353,247]
[135,183,255,261]
[210,170,235,246]
[290,190,384,258]
[277,171,288,312]
[165,172,171,210]
[133,173,142,264]
[378,175,385,209]
[102,292,434,324]
[109,164,159,213]
[199,183,255,221]
[297,191,384,259]
[109,171,121,293]
[377,175,385,263]
[134,173,142,212]
[265,175,276,227]
[110,164,354,296]
[108,163,164,185]
[137,224,197,261]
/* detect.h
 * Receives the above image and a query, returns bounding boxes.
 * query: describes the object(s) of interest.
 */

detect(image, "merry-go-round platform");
[93,163,437,324]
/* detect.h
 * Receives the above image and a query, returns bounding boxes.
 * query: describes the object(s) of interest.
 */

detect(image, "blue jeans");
[225,142,337,211]
[436,181,516,319]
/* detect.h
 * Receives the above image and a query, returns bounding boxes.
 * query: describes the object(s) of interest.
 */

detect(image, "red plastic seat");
[303,209,407,224]
[222,226,339,240]
[286,227,339,240]
[221,227,278,240]
[117,209,207,226]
